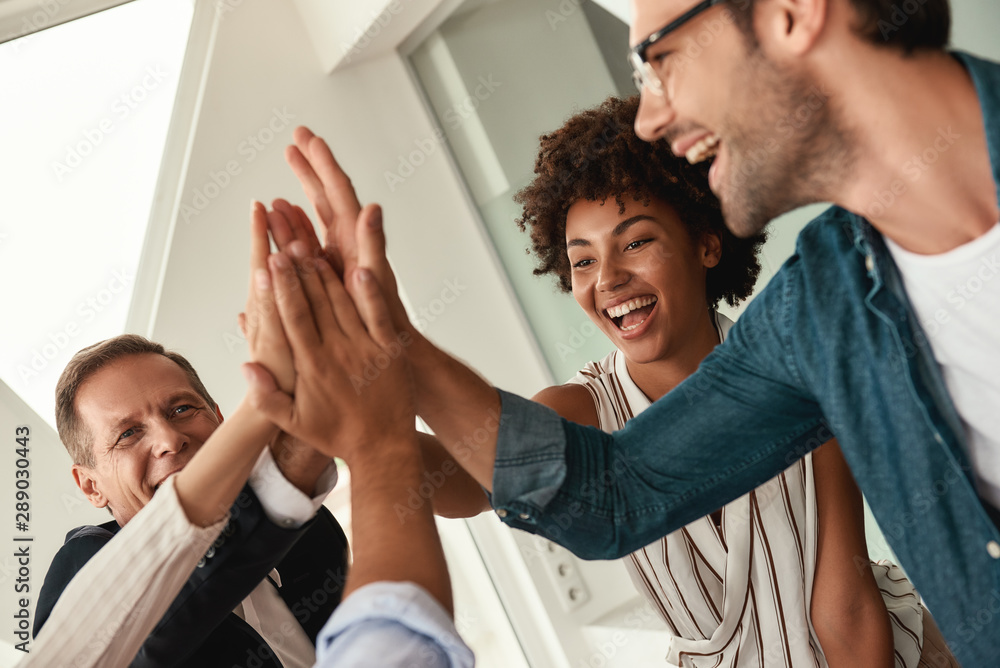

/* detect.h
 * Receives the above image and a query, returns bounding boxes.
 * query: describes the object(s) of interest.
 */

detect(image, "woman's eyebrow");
[612,215,654,236]
[567,215,655,249]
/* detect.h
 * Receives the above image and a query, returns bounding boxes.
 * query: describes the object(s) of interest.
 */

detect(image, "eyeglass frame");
[628,0,728,96]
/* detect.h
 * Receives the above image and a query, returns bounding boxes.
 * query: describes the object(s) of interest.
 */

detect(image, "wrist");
[232,397,278,434]
[343,433,421,473]
[270,433,332,496]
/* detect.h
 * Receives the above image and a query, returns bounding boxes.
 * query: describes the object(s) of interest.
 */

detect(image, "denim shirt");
[491,51,1000,666]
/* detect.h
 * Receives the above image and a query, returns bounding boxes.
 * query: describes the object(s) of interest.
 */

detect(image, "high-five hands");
[284,126,412,334]
[282,127,502,491]
[240,201,296,394]
[244,204,417,464]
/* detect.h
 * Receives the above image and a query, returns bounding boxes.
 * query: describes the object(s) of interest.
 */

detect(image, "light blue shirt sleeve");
[316,581,475,668]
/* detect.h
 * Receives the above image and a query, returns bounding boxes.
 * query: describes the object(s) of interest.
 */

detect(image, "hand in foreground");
[240,201,295,394]
[244,205,416,463]
[284,126,411,332]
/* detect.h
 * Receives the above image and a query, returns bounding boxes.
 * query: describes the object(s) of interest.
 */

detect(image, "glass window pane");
[410,0,632,383]
[0,0,194,428]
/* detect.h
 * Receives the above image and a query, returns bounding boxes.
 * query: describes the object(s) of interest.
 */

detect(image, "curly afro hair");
[514,96,765,310]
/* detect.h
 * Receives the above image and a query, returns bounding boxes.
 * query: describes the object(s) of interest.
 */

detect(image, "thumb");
[356,203,387,273]
[242,363,295,428]
[356,203,409,328]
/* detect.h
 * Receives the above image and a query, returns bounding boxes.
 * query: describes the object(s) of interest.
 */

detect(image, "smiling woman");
[516,95,939,667]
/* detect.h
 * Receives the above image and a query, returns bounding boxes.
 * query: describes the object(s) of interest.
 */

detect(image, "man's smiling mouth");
[686,134,719,164]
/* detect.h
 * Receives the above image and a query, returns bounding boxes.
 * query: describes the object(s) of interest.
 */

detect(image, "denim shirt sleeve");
[492,260,828,560]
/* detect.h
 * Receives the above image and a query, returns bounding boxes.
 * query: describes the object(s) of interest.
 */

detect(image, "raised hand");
[240,201,295,394]
[245,205,417,464]
[283,127,411,333]
[284,126,362,276]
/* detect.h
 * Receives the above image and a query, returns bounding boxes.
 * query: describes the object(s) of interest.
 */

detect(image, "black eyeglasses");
[629,0,727,96]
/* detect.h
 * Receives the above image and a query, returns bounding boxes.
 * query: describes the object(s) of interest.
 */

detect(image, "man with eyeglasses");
[276,0,1000,663]
[481,0,1000,662]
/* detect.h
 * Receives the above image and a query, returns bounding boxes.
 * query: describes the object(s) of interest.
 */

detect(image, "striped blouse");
[565,313,924,667]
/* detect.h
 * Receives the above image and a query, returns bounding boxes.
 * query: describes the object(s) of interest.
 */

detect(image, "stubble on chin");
[718,52,856,238]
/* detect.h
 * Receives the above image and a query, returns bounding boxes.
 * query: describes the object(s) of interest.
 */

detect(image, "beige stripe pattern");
[565,313,925,667]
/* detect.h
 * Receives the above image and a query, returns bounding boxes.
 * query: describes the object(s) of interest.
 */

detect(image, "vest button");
[987,541,1000,559]
[496,509,508,518]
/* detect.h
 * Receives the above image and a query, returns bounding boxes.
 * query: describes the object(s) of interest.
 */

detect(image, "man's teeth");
[686,135,720,164]
[606,296,657,319]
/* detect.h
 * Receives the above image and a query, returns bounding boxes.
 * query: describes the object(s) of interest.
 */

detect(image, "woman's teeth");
[606,296,657,319]
[686,135,720,164]
[606,296,657,330]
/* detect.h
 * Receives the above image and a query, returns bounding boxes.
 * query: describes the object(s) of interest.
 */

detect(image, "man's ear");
[214,404,224,423]
[72,465,109,509]
[755,0,828,57]
[701,232,723,269]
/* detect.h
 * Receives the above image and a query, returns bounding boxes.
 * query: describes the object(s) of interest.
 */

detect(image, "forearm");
[408,332,501,490]
[491,359,828,560]
[26,479,225,668]
[417,432,491,518]
[812,587,894,668]
[174,398,275,527]
[269,431,333,496]
[811,440,894,668]
[344,438,453,615]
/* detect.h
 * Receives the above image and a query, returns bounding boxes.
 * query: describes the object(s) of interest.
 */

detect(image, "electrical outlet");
[539,539,590,612]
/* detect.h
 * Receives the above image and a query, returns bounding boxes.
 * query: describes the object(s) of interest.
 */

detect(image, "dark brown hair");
[56,335,216,466]
[728,0,950,53]
[514,96,764,309]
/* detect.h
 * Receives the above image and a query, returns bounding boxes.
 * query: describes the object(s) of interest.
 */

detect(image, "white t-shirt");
[885,223,1000,509]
